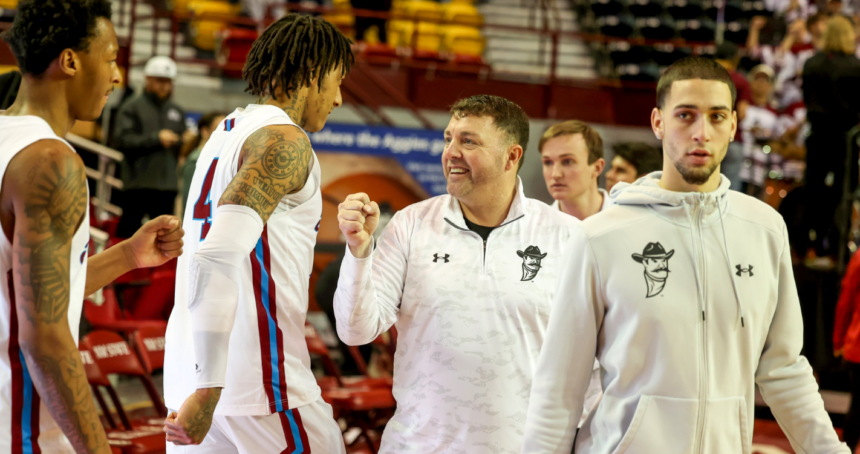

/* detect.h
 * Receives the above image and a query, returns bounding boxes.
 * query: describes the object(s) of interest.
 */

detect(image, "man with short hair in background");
[605,142,663,191]
[715,41,752,191]
[540,120,610,220]
[114,55,186,238]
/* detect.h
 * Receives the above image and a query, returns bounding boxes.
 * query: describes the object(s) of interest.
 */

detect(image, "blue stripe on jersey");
[285,410,304,454]
[254,239,284,412]
[19,350,34,454]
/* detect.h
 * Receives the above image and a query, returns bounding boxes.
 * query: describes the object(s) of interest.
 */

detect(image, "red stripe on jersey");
[278,412,297,454]
[251,231,277,409]
[8,270,41,453]
[262,230,290,411]
[9,270,22,454]
[294,409,311,453]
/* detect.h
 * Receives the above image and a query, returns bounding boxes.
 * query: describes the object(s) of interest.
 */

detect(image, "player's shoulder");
[394,194,449,221]
[580,203,649,239]
[725,190,785,236]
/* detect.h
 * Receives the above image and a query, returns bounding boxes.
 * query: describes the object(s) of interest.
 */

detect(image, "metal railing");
[66,133,124,222]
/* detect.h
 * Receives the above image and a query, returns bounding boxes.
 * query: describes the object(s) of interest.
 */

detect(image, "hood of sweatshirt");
[610,171,731,225]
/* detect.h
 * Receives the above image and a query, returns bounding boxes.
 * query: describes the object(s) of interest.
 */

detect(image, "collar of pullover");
[609,171,732,227]
[443,177,527,231]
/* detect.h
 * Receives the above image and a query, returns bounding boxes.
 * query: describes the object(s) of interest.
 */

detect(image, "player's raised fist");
[338,192,380,259]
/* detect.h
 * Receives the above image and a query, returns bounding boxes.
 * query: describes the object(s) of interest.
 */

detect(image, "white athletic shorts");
[167,398,345,454]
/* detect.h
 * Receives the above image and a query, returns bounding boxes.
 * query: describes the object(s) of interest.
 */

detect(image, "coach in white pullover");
[522,57,848,453]
[334,95,595,453]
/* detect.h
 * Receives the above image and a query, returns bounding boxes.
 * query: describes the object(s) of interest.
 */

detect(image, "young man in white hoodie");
[334,95,599,453]
[522,56,848,454]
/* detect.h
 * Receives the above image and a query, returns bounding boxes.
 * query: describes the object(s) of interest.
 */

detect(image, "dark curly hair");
[243,13,354,99]
[2,0,113,77]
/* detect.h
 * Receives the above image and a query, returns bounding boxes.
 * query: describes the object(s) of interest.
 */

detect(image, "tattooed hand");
[219,125,313,222]
[164,388,222,445]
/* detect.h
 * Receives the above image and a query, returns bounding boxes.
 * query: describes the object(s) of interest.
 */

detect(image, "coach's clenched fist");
[338,192,380,259]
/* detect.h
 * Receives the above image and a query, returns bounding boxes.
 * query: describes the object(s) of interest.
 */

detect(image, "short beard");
[673,159,719,186]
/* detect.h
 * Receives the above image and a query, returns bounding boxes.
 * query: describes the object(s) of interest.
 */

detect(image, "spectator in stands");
[351,0,392,43]
[740,64,780,197]
[833,249,860,451]
[113,56,186,238]
[801,14,860,261]
[178,111,226,215]
[539,120,610,220]
[604,142,663,191]
[715,42,753,190]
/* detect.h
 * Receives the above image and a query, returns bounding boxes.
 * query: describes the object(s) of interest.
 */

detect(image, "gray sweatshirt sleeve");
[522,225,604,453]
[334,212,408,346]
[754,224,849,453]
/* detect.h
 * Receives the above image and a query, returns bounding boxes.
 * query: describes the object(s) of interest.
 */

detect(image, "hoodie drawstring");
[681,200,707,322]
[717,199,746,328]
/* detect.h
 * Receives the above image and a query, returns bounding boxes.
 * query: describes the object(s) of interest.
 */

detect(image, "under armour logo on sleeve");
[433,253,450,263]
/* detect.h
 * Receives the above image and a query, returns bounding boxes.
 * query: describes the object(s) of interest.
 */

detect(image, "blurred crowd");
[718,3,860,265]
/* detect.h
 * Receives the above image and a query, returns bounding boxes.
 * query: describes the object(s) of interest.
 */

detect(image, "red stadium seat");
[218,27,258,79]
[84,287,167,334]
[80,345,165,453]
[304,323,394,453]
[81,331,167,418]
[131,326,166,375]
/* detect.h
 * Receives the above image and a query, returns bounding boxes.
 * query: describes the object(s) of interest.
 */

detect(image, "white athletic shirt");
[164,105,322,416]
[550,188,612,214]
[0,116,90,453]
[334,182,593,453]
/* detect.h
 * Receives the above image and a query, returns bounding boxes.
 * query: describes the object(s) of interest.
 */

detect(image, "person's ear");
[651,108,664,140]
[58,48,78,77]
[506,144,524,172]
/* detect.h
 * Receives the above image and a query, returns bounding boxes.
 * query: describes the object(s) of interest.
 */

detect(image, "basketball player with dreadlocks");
[162,14,353,452]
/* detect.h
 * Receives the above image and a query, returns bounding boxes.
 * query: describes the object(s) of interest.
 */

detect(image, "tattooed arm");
[2,141,111,454]
[219,124,313,221]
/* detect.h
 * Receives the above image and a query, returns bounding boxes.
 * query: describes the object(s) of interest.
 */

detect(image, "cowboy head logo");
[632,242,675,297]
[517,246,547,281]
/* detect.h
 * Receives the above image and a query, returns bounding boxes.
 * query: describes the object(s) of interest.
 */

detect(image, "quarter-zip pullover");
[335,180,593,453]
[522,172,848,454]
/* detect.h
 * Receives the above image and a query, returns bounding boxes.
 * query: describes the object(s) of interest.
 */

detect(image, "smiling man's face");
[442,114,510,201]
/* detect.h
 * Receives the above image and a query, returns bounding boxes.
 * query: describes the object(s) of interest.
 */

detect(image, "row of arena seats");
[172,0,486,67]
[79,315,397,452]
[596,13,751,42]
[592,0,769,21]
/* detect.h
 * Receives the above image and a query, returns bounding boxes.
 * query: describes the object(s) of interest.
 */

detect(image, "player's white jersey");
[0,115,90,453]
[165,105,322,416]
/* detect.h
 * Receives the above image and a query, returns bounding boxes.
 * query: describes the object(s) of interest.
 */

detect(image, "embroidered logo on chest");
[517,246,547,281]
[632,242,674,297]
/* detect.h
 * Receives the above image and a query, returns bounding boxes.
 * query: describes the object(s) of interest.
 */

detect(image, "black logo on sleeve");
[735,264,753,276]
[433,253,450,263]
[517,246,547,281]
[632,242,675,297]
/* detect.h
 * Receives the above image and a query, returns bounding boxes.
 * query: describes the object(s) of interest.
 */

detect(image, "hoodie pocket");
[613,395,698,454]
[614,395,698,454]
[702,396,750,454]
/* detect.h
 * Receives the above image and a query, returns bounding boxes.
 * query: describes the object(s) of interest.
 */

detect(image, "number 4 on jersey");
[193,158,219,241]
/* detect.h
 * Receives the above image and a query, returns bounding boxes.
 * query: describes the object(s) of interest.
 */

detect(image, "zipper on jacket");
[693,193,709,454]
